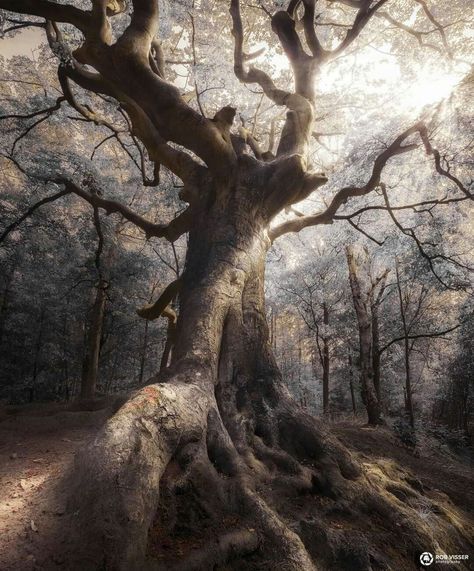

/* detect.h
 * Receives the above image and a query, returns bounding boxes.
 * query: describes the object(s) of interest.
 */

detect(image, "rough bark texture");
[346,245,383,425]
[80,278,107,401]
[60,176,472,570]
[322,302,330,415]
[396,262,415,428]
[372,306,382,403]
[1,1,472,569]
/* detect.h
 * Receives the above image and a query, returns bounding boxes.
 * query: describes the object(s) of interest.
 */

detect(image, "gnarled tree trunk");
[62,172,471,571]
[65,171,362,570]
[3,1,465,568]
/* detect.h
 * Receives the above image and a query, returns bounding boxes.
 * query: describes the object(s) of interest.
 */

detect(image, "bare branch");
[379,323,461,355]
[347,218,385,245]
[0,188,71,244]
[60,179,190,242]
[329,0,390,57]
[418,124,473,199]
[0,96,65,121]
[0,0,90,32]
[1,157,192,243]
[414,0,452,58]
[270,123,420,240]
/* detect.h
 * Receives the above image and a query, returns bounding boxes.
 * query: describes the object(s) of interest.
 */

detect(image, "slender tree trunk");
[403,337,414,428]
[348,353,357,415]
[138,319,149,383]
[346,245,382,425]
[80,278,107,401]
[372,306,381,403]
[159,318,176,371]
[322,302,330,415]
[395,262,415,428]
[30,306,45,402]
[0,262,16,349]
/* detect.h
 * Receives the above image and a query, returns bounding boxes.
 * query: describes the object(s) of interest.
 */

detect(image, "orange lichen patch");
[142,386,161,402]
[121,386,161,413]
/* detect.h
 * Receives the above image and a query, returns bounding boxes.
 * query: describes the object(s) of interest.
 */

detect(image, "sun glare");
[405,71,462,110]
[315,44,468,117]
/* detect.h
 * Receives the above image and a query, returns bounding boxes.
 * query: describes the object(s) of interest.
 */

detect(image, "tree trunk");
[0,263,15,349]
[30,306,45,402]
[80,278,107,401]
[395,262,415,428]
[138,319,149,383]
[322,302,330,415]
[372,306,382,403]
[64,183,466,571]
[348,353,357,415]
[403,337,415,428]
[159,312,177,371]
[66,185,364,569]
[346,246,382,425]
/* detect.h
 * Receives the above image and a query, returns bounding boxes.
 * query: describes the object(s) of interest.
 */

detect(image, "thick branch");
[270,123,420,240]
[136,277,182,320]
[61,179,190,241]
[116,0,159,57]
[230,0,291,106]
[301,1,326,59]
[329,0,390,57]
[0,0,90,31]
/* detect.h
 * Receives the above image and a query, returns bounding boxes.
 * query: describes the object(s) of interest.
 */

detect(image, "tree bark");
[80,278,107,401]
[348,353,357,415]
[395,262,415,428]
[322,302,330,415]
[65,174,364,570]
[30,306,45,402]
[346,245,383,425]
[372,305,382,403]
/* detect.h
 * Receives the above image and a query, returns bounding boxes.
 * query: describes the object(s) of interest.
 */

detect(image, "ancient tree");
[0,1,473,570]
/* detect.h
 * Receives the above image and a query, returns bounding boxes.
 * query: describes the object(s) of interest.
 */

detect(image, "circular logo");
[420,552,434,566]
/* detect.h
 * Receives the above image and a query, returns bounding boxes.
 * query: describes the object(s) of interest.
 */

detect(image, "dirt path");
[0,407,106,571]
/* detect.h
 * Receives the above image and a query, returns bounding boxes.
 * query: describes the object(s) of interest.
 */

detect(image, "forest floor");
[333,421,474,515]
[0,402,110,571]
[0,404,472,571]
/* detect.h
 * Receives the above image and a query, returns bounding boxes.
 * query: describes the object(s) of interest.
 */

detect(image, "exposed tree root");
[61,367,473,571]
[155,529,260,571]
